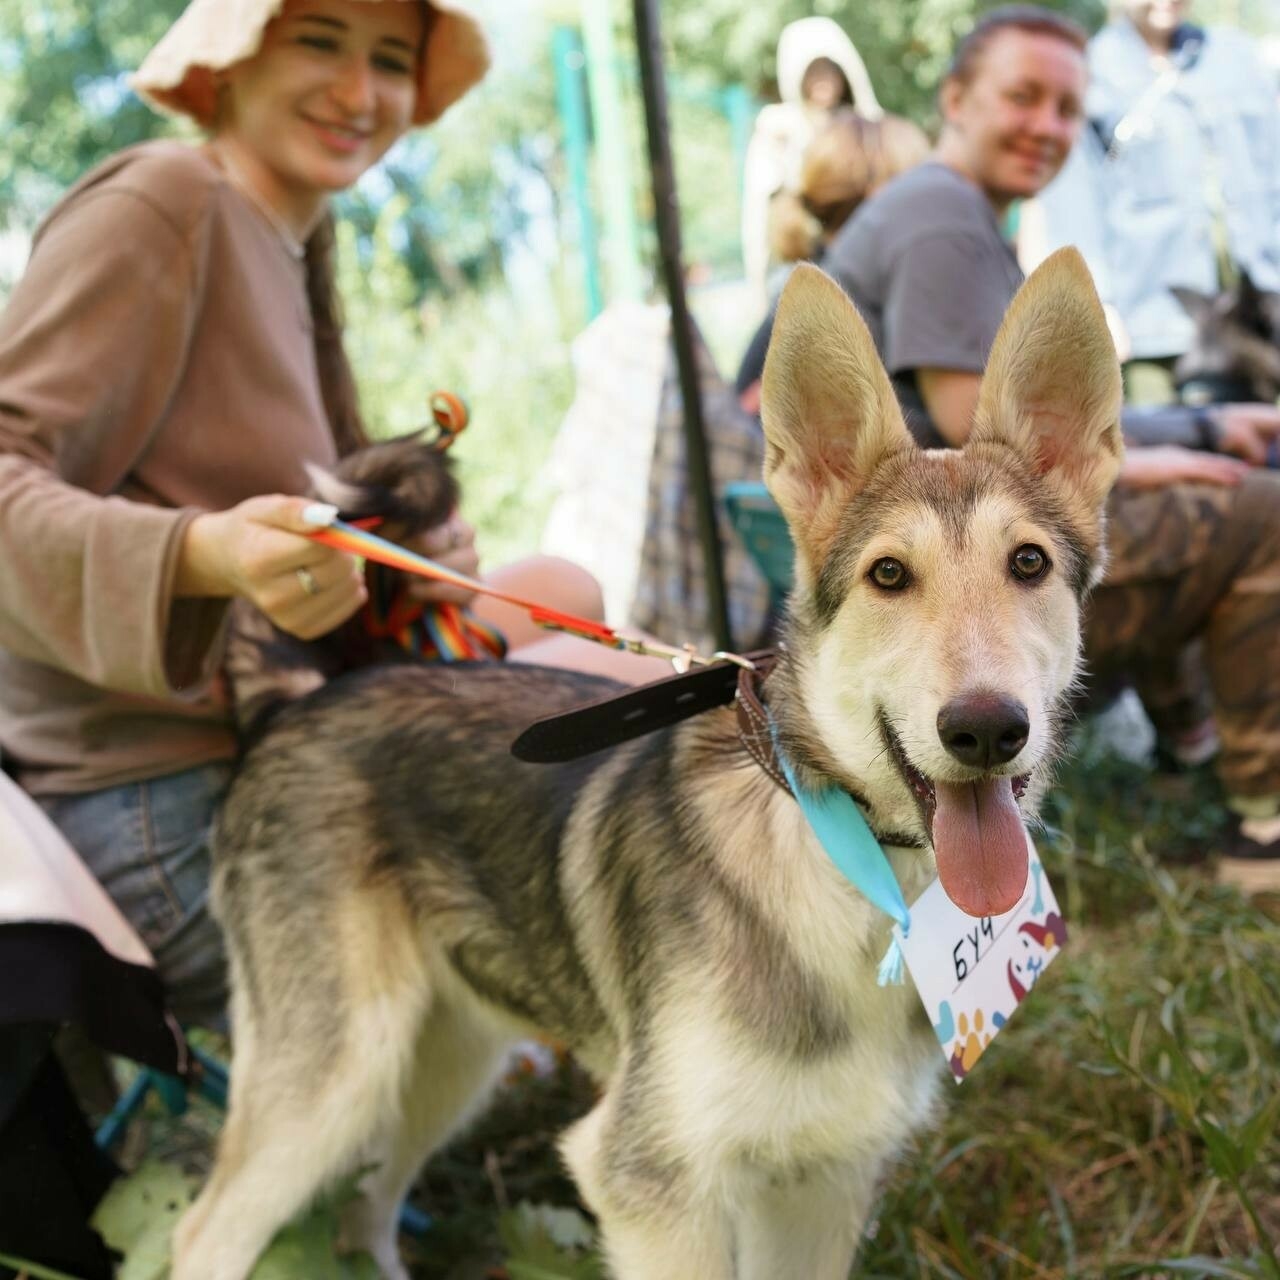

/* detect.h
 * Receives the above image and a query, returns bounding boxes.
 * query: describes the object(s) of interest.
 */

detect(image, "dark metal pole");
[632,0,733,652]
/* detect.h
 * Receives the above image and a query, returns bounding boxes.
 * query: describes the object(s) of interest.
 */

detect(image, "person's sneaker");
[1217,816,1280,896]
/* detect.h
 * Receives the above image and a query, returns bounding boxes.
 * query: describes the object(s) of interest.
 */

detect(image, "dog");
[1172,271,1280,406]
[172,247,1122,1280]
[223,430,460,737]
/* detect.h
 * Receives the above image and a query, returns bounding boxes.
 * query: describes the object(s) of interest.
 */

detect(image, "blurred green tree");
[662,0,1107,124]
[0,0,563,301]
[0,0,185,230]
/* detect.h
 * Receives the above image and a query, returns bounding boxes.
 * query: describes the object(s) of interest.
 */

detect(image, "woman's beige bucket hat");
[131,0,489,128]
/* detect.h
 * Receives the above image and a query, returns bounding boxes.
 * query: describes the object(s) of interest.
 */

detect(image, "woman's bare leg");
[477,556,672,684]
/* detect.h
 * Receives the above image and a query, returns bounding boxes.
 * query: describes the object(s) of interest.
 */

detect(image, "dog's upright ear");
[761,264,915,582]
[1170,283,1215,327]
[1227,270,1279,339]
[972,248,1123,520]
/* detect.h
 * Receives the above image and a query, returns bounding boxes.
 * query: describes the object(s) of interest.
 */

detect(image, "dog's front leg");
[731,1161,878,1280]
[561,1093,734,1280]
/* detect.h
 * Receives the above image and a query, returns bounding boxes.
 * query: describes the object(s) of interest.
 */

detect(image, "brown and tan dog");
[174,248,1121,1280]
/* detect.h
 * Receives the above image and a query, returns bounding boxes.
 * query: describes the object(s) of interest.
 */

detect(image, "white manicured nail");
[301,502,339,527]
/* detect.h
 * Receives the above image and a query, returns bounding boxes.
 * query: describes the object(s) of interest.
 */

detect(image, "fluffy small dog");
[222,431,460,736]
[174,248,1122,1280]
[1173,271,1280,406]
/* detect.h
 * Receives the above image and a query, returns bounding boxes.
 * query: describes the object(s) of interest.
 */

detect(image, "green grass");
[853,750,1280,1278]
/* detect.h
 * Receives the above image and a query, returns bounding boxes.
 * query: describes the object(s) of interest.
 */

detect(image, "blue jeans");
[38,763,232,1029]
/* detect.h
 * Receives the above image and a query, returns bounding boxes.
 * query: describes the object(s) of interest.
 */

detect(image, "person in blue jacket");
[1037,0,1280,399]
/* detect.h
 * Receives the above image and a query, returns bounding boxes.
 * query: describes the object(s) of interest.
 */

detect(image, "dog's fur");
[172,249,1122,1280]
[1173,271,1280,404]
[223,432,458,736]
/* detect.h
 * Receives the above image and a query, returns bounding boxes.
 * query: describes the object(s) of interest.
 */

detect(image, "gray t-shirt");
[822,162,1025,447]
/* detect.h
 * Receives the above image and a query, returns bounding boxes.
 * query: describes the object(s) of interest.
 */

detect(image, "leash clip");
[608,633,758,674]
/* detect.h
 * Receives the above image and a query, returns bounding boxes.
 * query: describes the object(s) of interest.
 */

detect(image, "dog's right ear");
[1170,283,1214,326]
[972,248,1123,521]
[761,264,914,582]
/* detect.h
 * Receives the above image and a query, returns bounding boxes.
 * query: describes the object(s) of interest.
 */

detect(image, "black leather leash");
[512,648,788,798]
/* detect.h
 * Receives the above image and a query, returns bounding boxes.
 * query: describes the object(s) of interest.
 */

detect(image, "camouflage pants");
[1086,470,1280,799]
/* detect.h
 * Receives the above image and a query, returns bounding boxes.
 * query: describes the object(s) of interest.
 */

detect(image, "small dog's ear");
[303,460,371,513]
[1170,283,1214,324]
[761,264,914,580]
[1229,270,1272,335]
[972,248,1123,518]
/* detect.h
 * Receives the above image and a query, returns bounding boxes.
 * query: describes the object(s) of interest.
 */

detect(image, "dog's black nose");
[937,694,1029,768]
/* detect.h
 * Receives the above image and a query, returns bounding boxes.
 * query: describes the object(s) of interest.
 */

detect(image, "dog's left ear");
[761,264,915,582]
[972,248,1123,518]
[1170,283,1214,326]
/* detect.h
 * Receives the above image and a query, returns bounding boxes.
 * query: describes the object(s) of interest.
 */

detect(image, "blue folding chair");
[723,481,795,607]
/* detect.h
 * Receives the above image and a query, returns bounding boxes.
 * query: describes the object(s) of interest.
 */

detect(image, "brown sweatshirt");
[0,141,338,794]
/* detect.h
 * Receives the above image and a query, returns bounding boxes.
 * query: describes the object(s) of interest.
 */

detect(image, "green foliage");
[661,0,1103,123]
[246,1167,382,1280]
[91,1159,198,1280]
[338,205,581,565]
[0,0,187,231]
[661,0,1274,121]
[0,0,562,302]
[498,1202,604,1279]
[88,1158,381,1279]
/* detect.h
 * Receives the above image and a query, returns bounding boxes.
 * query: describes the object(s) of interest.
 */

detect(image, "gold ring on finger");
[296,567,321,597]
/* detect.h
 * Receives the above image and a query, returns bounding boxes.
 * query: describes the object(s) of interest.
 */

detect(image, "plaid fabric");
[628,327,774,654]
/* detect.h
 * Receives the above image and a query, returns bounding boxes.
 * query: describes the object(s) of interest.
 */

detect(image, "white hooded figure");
[741,16,882,310]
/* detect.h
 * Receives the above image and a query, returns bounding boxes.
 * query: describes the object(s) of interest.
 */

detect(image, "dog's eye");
[869,557,909,590]
[1010,544,1049,581]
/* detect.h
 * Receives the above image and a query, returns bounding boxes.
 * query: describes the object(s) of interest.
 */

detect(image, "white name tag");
[894,836,1066,1083]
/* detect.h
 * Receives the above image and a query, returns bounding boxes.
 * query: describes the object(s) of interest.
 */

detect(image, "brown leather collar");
[734,656,793,797]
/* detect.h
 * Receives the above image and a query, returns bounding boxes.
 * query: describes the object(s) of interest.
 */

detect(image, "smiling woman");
[0,0,488,1033]
[0,0,658,1058]
[211,2,425,239]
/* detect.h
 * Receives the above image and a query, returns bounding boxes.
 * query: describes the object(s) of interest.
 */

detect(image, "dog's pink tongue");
[931,778,1028,918]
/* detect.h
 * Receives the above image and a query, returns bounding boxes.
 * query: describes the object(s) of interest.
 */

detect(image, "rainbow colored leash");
[305,511,751,674]
[362,559,507,663]
[318,390,750,672]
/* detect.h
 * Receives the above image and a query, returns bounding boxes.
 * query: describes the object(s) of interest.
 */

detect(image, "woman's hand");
[1118,445,1249,490]
[178,495,367,639]
[401,511,480,607]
